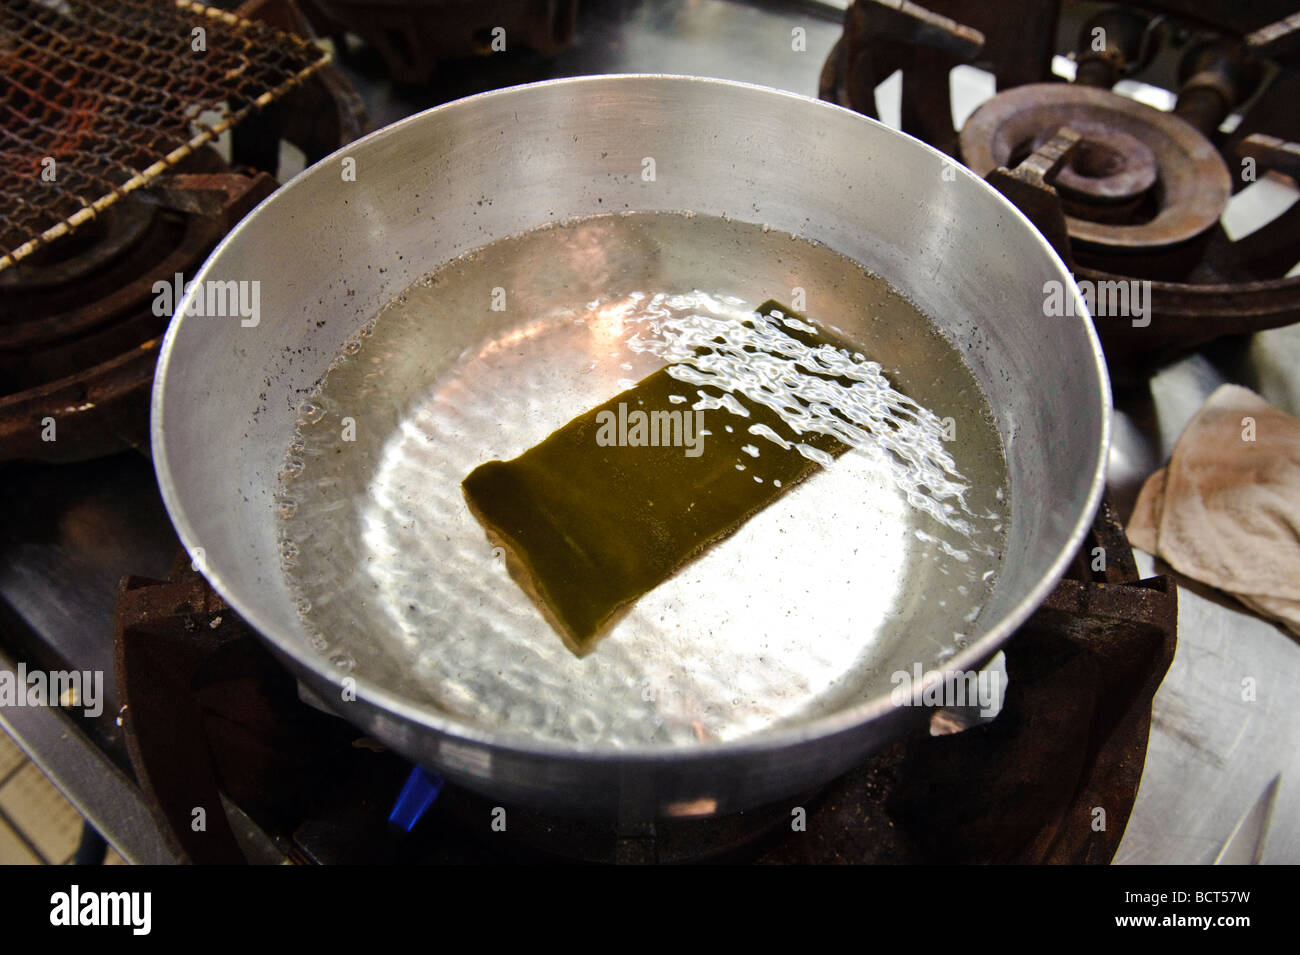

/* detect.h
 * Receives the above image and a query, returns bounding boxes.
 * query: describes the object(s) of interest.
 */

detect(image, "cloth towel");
[1127,384,1300,637]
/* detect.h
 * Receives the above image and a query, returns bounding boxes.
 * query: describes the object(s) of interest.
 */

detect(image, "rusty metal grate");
[0,0,329,270]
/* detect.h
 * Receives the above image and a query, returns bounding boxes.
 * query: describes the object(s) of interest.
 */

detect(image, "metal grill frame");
[0,0,331,270]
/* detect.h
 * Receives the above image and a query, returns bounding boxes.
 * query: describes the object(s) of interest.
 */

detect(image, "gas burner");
[821,0,1300,373]
[0,203,159,293]
[0,0,367,463]
[959,83,1232,252]
[0,159,275,464]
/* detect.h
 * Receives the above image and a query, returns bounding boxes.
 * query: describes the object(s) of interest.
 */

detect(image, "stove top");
[2,0,1298,865]
[821,0,1300,375]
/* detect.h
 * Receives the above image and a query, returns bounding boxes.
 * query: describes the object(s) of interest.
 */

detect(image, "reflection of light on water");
[353,347,917,745]
[273,212,1011,749]
[342,289,994,745]
[613,290,991,545]
[360,448,424,654]
[587,295,637,354]
[473,315,554,354]
[290,289,1004,745]
[468,299,638,365]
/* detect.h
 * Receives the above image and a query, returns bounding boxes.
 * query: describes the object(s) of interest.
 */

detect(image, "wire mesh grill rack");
[0,0,329,270]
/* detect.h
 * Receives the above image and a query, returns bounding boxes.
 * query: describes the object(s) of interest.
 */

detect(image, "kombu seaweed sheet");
[462,301,854,656]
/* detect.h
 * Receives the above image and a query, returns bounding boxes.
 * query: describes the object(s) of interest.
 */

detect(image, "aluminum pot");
[152,75,1109,818]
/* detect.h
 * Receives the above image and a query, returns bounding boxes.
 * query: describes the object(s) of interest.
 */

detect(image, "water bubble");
[568,710,603,742]
[330,651,356,672]
[281,457,304,480]
[297,400,326,424]
[276,496,298,519]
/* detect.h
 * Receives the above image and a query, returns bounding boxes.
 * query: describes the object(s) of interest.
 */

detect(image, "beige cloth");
[1127,384,1300,637]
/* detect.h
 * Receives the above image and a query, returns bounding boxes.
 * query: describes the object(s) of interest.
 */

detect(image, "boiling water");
[277,212,1009,748]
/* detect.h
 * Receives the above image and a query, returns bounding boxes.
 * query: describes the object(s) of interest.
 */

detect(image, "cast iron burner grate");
[821,0,1300,373]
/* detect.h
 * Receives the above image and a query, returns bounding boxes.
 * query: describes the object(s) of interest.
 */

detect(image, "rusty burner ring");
[960,83,1231,252]
[1024,122,1157,203]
